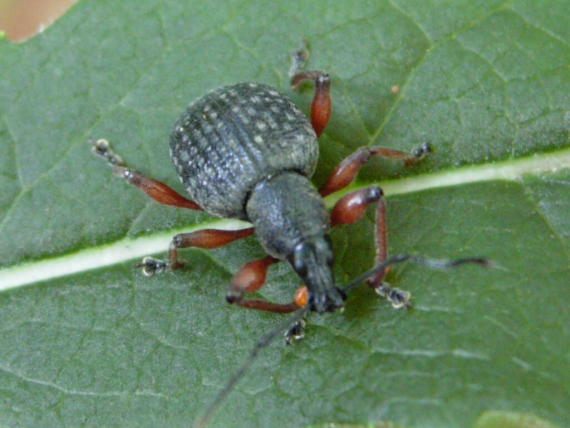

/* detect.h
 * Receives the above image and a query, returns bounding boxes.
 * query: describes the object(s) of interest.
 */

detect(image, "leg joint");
[364,185,383,202]
[171,234,185,249]
[412,142,432,158]
[225,290,243,304]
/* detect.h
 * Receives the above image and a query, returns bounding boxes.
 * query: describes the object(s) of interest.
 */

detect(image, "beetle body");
[169,82,343,312]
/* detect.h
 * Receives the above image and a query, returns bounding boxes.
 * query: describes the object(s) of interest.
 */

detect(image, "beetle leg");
[91,139,201,210]
[138,228,254,276]
[330,185,410,308]
[289,45,331,137]
[226,255,279,302]
[227,257,310,315]
[319,143,432,196]
[234,299,300,314]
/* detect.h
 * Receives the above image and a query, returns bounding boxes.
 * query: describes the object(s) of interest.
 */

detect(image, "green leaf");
[0,1,568,427]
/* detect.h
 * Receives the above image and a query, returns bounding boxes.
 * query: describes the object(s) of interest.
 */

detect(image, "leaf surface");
[0,1,568,427]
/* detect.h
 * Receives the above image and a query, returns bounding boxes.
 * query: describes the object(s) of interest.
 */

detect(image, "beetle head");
[288,235,346,313]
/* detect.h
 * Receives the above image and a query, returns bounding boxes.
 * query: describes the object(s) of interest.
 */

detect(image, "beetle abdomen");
[169,82,318,219]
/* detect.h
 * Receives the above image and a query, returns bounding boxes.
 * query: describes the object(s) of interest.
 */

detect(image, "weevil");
[92,47,435,315]
[91,46,489,426]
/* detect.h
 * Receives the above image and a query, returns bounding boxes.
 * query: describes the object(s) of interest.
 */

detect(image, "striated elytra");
[170,82,319,220]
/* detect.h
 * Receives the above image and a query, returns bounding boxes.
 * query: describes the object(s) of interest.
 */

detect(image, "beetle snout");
[310,286,346,313]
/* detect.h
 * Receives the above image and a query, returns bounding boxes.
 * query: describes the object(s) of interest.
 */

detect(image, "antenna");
[194,306,310,428]
[342,253,491,293]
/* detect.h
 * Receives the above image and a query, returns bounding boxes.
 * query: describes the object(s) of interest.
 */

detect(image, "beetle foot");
[374,283,411,309]
[225,289,243,304]
[411,142,432,159]
[289,41,309,81]
[284,319,306,345]
[90,138,126,167]
[136,256,168,276]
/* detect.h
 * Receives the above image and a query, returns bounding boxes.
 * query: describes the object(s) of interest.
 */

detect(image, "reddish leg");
[320,143,431,197]
[226,256,308,315]
[91,139,201,210]
[226,256,279,302]
[330,186,411,308]
[290,46,331,137]
[331,186,387,282]
[235,299,300,314]
[139,228,255,276]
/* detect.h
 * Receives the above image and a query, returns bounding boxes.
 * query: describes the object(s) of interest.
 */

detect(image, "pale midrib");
[1,148,569,292]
